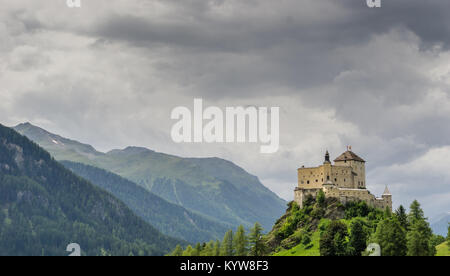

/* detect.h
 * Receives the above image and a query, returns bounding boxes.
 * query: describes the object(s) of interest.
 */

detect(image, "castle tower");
[323,150,332,184]
[382,186,392,211]
[334,146,366,189]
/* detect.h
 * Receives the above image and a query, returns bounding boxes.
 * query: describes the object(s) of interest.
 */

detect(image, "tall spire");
[383,186,391,195]
[324,150,330,164]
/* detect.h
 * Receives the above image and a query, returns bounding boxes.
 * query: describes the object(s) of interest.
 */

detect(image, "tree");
[233,225,249,256]
[220,230,234,256]
[395,205,408,230]
[447,223,450,248]
[319,220,349,256]
[202,241,215,256]
[316,190,326,207]
[192,243,202,256]
[348,218,367,256]
[375,216,407,256]
[406,219,434,256]
[408,200,425,225]
[169,245,183,256]
[430,235,446,249]
[248,223,266,256]
[182,245,193,256]
[384,206,392,218]
[406,201,434,256]
[214,240,221,256]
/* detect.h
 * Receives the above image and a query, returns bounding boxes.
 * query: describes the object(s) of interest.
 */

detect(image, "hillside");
[266,197,350,256]
[61,161,231,243]
[0,124,184,256]
[14,123,286,230]
[264,195,388,256]
[436,242,450,256]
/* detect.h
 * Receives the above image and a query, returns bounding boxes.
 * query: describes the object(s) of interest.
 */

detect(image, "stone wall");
[295,186,392,210]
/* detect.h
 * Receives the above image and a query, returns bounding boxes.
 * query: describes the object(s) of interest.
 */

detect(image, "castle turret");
[324,150,331,164]
[382,186,392,211]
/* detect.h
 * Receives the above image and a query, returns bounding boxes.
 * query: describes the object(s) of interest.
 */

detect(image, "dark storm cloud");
[2,0,450,217]
[92,0,450,49]
[87,1,450,149]
[86,0,450,93]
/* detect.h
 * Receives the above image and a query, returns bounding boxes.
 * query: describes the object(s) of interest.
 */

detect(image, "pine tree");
[375,216,407,256]
[406,201,434,256]
[447,223,450,249]
[408,200,425,225]
[348,218,367,256]
[170,245,183,256]
[395,205,408,230]
[220,230,234,256]
[233,225,249,256]
[319,220,349,256]
[182,245,193,256]
[447,223,450,245]
[192,243,202,256]
[214,240,221,256]
[202,241,214,256]
[248,222,266,256]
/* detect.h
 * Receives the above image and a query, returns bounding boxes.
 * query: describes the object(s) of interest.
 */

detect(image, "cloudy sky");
[1,0,450,219]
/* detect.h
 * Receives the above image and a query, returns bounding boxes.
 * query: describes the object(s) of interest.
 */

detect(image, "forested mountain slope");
[0,124,184,256]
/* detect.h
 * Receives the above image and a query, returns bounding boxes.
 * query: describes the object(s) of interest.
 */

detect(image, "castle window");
[315,179,318,182]
[327,176,330,180]
[321,178,323,182]
[344,179,346,182]
[334,178,337,182]
[307,181,310,184]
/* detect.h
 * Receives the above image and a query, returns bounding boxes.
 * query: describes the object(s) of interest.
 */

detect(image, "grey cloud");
[1,0,450,218]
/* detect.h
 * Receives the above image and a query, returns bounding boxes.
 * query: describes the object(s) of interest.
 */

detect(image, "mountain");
[61,160,231,243]
[0,124,184,256]
[14,123,287,231]
[431,212,450,236]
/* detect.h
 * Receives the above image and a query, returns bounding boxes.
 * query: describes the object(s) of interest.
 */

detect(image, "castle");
[294,147,392,210]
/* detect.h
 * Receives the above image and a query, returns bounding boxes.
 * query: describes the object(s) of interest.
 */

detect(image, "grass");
[436,242,450,256]
[274,235,450,257]
[272,231,321,256]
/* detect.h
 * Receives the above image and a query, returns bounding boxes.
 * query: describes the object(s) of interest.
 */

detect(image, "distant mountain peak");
[13,122,101,160]
[15,122,33,127]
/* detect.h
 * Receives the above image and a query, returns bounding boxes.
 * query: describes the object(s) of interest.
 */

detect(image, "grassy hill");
[61,161,231,243]
[0,124,184,256]
[436,242,450,256]
[14,123,286,231]
[272,230,321,256]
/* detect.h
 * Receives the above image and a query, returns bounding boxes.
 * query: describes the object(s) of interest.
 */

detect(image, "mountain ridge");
[0,124,184,256]
[431,212,450,236]
[61,160,231,243]
[14,122,287,231]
